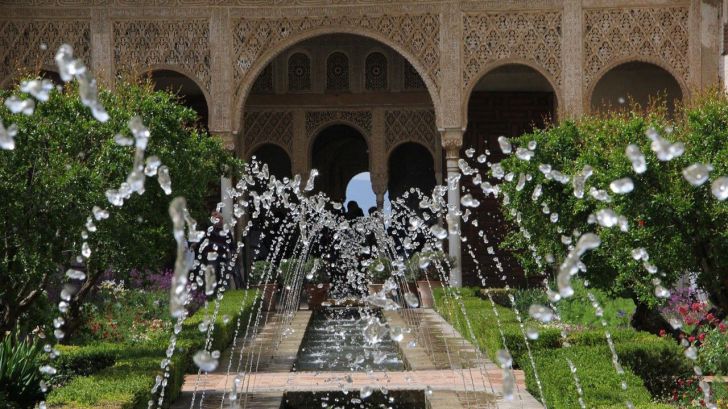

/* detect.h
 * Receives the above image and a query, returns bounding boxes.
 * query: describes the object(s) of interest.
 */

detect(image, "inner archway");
[590,61,683,115]
[311,124,369,203]
[145,69,209,129]
[463,63,556,287]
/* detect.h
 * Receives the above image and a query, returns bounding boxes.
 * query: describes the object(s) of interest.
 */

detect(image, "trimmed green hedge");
[433,287,686,408]
[47,290,256,409]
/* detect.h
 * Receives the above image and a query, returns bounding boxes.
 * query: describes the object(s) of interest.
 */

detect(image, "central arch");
[311,124,369,202]
[234,28,442,141]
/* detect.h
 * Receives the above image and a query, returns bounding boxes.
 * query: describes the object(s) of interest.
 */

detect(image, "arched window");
[365,52,387,90]
[326,52,349,91]
[287,52,311,91]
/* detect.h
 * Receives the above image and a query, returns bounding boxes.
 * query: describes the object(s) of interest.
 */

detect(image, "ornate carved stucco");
[583,7,689,90]
[305,110,373,139]
[113,19,211,91]
[462,11,562,90]
[232,13,440,95]
[384,109,437,154]
[244,111,293,154]
[0,20,91,84]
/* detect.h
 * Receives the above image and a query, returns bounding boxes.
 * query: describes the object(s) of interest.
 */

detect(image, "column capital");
[370,171,388,195]
[440,128,464,159]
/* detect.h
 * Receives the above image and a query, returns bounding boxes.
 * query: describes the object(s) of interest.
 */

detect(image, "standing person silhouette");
[345,201,364,220]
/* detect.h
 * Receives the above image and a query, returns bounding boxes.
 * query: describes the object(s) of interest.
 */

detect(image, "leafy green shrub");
[51,343,119,386]
[0,79,242,334]
[520,346,654,408]
[497,92,728,312]
[556,280,636,328]
[615,338,692,398]
[0,333,44,408]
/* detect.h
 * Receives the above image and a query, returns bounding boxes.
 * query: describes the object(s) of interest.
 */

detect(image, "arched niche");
[249,143,292,180]
[311,124,368,202]
[590,61,683,116]
[144,69,210,129]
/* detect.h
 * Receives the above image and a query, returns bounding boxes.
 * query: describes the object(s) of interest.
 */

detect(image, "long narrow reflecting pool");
[294,307,406,372]
[280,390,426,409]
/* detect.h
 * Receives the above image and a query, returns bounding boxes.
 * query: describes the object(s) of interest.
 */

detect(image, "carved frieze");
[0,20,90,83]
[384,109,437,153]
[305,110,372,138]
[113,19,211,91]
[244,111,293,154]
[583,7,689,89]
[462,11,562,89]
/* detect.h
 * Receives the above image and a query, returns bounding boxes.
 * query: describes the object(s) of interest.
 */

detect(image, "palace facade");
[1,0,725,285]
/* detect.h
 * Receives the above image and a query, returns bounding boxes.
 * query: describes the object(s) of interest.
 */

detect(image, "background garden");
[0,74,726,409]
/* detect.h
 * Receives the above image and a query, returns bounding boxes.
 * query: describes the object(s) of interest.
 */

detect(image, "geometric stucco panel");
[244,111,293,155]
[0,19,91,84]
[583,7,689,89]
[385,109,438,154]
[113,20,211,91]
[463,11,562,90]
[233,14,440,95]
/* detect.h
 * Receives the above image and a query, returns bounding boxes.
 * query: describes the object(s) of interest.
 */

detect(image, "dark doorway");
[250,144,292,180]
[463,65,555,287]
[388,142,436,200]
[311,124,369,202]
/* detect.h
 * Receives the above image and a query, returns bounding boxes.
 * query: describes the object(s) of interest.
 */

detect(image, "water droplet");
[81,242,91,258]
[515,147,535,161]
[144,156,161,176]
[497,136,512,154]
[712,176,728,200]
[65,268,86,280]
[0,120,18,150]
[193,350,219,372]
[404,293,419,308]
[157,165,172,194]
[528,304,554,323]
[4,95,35,115]
[39,365,57,375]
[460,194,480,208]
[625,144,647,174]
[682,163,713,186]
[92,206,110,221]
[430,225,448,240]
[360,385,374,399]
[595,208,619,228]
[609,177,634,194]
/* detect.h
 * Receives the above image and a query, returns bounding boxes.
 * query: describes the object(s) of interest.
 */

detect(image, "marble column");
[441,128,463,288]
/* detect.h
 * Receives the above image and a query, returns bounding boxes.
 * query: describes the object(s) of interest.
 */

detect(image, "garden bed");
[46,290,256,409]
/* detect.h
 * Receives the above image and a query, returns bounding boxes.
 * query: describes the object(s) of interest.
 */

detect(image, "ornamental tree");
[496,92,728,323]
[0,79,241,336]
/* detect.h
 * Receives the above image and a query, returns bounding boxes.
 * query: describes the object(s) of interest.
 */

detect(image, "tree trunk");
[631,300,671,335]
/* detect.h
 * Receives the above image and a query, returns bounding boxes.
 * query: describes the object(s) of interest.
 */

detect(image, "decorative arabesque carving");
[462,12,562,89]
[384,110,437,153]
[365,52,387,90]
[583,7,689,89]
[305,111,372,138]
[113,20,211,91]
[251,63,273,94]
[288,53,311,91]
[244,111,293,154]
[326,52,349,91]
[0,20,90,83]
[233,14,440,94]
